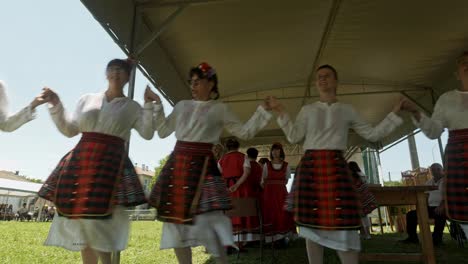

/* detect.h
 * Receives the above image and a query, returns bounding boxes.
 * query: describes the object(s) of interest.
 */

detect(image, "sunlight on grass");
[0,221,466,263]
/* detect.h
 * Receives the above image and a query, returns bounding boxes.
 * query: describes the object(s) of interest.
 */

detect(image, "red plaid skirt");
[285,150,361,230]
[445,128,468,223]
[149,141,232,225]
[38,132,147,219]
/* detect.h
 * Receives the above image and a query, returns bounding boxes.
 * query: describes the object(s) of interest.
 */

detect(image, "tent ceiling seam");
[302,0,342,106]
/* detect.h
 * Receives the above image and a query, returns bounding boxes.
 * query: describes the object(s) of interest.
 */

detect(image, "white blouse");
[277,101,403,150]
[414,90,468,139]
[154,100,272,144]
[0,81,35,132]
[48,92,155,141]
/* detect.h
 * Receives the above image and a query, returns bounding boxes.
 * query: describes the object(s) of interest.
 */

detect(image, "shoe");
[226,246,238,255]
[399,237,419,244]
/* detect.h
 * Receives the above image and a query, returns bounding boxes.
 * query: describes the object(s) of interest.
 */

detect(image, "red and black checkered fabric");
[285,150,361,230]
[445,128,468,223]
[353,178,378,216]
[149,141,232,225]
[38,132,146,219]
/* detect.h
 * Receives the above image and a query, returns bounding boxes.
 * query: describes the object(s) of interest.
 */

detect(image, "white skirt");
[462,224,468,238]
[298,226,361,252]
[160,211,234,257]
[44,207,130,252]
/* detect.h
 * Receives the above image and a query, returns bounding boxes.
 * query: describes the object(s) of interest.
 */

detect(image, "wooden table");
[360,186,437,264]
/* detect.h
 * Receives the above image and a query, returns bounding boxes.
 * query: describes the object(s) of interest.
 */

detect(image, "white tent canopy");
[0,178,43,197]
[80,0,468,149]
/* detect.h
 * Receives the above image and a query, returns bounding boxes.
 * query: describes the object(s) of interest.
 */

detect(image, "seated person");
[17,203,30,221]
[401,163,446,246]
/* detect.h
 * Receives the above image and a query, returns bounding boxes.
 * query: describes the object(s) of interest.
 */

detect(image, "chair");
[225,197,266,263]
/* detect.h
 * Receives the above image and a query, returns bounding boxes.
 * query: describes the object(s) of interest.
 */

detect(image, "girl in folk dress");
[0,80,46,132]
[148,62,273,264]
[348,161,377,240]
[219,142,263,244]
[401,51,468,237]
[269,64,404,264]
[246,148,263,205]
[261,143,296,244]
[38,59,159,264]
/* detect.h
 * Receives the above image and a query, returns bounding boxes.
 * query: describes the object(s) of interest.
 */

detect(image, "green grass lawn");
[0,221,466,263]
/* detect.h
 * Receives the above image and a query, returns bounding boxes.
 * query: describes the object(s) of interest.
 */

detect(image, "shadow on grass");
[202,233,466,264]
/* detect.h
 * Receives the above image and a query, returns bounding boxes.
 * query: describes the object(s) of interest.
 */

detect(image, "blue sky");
[0,0,447,181]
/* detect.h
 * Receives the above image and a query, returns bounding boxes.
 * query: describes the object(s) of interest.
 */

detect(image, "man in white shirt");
[401,163,446,246]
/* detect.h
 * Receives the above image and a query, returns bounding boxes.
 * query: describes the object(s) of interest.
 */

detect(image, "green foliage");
[383,180,404,186]
[150,155,169,189]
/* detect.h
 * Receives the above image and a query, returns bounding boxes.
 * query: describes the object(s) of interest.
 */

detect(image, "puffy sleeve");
[285,164,292,179]
[412,97,446,139]
[48,95,86,138]
[153,102,177,139]
[0,81,36,132]
[223,104,272,140]
[262,163,268,182]
[277,106,307,144]
[350,106,403,142]
[243,157,251,168]
[132,102,156,140]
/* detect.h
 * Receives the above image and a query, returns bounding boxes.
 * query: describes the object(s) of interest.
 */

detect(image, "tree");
[150,155,169,189]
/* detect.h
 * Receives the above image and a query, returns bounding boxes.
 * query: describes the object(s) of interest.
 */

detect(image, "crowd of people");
[0,51,467,264]
[0,202,55,221]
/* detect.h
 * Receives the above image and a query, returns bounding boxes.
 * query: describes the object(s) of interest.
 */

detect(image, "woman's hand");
[265,96,284,114]
[41,87,60,107]
[229,183,240,193]
[144,85,161,104]
[399,98,422,120]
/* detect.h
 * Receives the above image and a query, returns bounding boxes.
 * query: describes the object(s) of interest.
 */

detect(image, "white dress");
[413,89,468,236]
[154,99,272,256]
[44,92,155,252]
[0,80,35,132]
[277,101,403,251]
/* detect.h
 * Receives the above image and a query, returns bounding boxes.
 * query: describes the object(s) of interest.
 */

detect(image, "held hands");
[144,85,161,104]
[30,91,48,109]
[33,87,60,108]
[398,98,422,120]
[263,96,284,114]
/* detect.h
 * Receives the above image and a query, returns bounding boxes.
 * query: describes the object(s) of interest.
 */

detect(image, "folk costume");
[261,159,296,242]
[38,92,155,252]
[412,89,468,235]
[279,101,402,251]
[149,90,272,256]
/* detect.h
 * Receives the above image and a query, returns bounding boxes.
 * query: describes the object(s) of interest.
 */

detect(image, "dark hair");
[270,143,285,160]
[258,157,269,165]
[247,148,259,159]
[107,59,132,76]
[348,161,362,179]
[316,64,338,80]
[456,51,468,65]
[225,138,240,151]
[189,66,220,100]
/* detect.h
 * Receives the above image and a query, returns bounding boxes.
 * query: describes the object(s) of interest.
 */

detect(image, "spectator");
[400,163,446,246]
